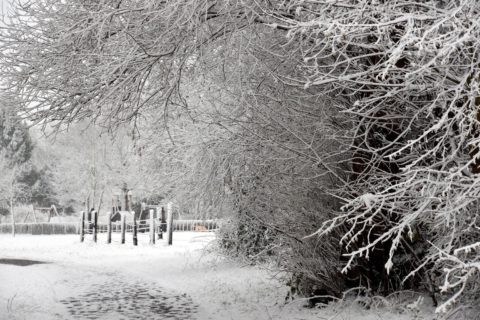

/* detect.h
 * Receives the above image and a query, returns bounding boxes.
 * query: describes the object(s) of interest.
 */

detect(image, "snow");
[0,232,436,320]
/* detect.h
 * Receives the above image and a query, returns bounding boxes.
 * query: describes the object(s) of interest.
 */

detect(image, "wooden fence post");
[93,210,98,243]
[149,209,155,245]
[121,213,126,244]
[133,212,138,246]
[107,212,112,244]
[80,211,85,242]
[161,207,167,232]
[167,202,173,245]
[157,207,164,240]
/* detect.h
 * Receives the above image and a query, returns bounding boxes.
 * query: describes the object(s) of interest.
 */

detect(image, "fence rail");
[89,219,219,233]
[0,220,219,235]
[0,223,79,235]
[173,219,219,231]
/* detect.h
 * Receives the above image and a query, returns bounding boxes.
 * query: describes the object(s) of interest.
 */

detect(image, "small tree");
[0,102,35,234]
[0,157,29,236]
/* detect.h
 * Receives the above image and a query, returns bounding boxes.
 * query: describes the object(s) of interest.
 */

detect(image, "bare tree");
[33,122,148,213]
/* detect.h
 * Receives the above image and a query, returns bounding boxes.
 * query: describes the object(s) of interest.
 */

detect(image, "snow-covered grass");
[0,233,437,320]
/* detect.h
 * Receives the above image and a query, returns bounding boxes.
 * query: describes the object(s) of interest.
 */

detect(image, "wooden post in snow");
[167,202,173,245]
[157,207,165,240]
[121,213,126,244]
[93,210,98,243]
[133,211,138,246]
[80,211,85,242]
[149,209,155,245]
[161,207,167,232]
[107,212,112,244]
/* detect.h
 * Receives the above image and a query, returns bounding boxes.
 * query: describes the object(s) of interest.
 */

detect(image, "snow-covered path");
[0,232,288,320]
[1,259,198,319]
[0,233,208,319]
[0,232,436,320]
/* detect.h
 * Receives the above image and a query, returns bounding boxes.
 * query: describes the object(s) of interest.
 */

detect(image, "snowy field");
[0,232,436,320]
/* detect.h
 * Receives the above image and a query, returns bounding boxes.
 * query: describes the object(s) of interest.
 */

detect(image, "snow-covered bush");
[265,0,480,311]
[217,216,273,260]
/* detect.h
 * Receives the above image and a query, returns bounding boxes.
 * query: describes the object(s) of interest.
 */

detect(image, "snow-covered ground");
[0,232,436,320]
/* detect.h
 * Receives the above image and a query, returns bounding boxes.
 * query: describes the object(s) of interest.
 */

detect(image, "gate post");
[149,209,155,245]
[121,213,126,244]
[167,202,173,245]
[133,212,138,246]
[80,211,85,242]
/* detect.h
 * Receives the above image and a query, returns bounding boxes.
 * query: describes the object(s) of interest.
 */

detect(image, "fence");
[0,219,219,235]
[0,223,79,235]
[173,220,219,231]
[93,219,219,233]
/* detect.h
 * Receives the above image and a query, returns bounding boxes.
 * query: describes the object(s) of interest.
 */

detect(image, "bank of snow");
[0,232,436,320]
